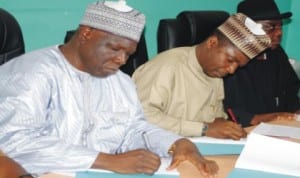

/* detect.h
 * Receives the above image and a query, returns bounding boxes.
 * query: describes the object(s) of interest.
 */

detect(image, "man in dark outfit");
[223,0,300,127]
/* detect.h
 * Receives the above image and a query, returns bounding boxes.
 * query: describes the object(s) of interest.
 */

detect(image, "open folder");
[229,125,300,177]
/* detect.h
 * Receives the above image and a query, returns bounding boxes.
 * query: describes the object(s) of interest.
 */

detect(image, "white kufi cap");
[80,1,145,42]
[218,13,271,59]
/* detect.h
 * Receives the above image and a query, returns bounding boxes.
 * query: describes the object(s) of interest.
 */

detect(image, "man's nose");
[115,52,126,65]
[227,63,238,74]
[274,28,282,38]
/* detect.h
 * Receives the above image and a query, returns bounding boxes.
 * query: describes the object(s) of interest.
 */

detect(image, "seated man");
[0,1,218,177]
[133,13,271,138]
[223,0,300,127]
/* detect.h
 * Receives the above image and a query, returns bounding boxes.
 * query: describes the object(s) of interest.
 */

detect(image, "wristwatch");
[201,123,208,136]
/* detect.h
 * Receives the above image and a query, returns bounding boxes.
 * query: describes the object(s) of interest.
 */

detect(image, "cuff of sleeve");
[181,121,207,137]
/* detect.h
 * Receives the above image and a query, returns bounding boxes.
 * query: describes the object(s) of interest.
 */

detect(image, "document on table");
[189,136,246,155]
[296,114,300,121]
[75,157,179,178]
[234,132,300,177]
[252,122,300,139]
[189,136,247,144]
[155,157,178,175]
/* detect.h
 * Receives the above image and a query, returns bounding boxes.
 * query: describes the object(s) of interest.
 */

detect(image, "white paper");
[296,114,300,121]
[235,132,300,177]
[252,122,300,139]
[189,136,246,145]
[49,157,178,176]
[156,157,179,175]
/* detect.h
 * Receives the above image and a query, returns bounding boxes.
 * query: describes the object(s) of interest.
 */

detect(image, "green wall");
[286,0,300,61]
[1,0,298,60]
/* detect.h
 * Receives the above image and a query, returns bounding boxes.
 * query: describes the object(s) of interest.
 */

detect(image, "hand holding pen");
[91,132,160,175]
[205,117,247,140]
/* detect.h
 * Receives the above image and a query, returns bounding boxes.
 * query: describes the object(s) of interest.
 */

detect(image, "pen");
[142,131,151,150]
[227,108,238,123]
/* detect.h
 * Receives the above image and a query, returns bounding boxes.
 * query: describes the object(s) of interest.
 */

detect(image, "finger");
[202,165,218,177]
[141,168,156,175]
[235,125,248,137]
[143,161,160,173]
[287,114,296,120]
[144,151,161,164]
[210,161,219,174]
[143,154,161,173]
[241,128,248,137]
[197,161,219,177]
[276,114,294,121]
[230,130,246,140]
[136,158,160,175]
[226,125,247,140]
[235,124,247,136]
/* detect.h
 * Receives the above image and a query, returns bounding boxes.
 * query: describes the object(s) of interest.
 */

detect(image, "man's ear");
[78,26,93,43]
[206,35,219,49]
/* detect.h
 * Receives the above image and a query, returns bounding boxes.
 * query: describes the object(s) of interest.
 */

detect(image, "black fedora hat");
[237,0,292,20]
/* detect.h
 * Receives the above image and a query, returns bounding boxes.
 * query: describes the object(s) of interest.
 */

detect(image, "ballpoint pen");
[142,131,151,150]
[227,108,238,123]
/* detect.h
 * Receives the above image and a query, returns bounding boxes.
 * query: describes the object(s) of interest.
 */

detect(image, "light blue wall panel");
[0,0,297,60]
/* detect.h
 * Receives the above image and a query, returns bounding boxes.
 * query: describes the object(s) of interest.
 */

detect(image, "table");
[41,119,300,178]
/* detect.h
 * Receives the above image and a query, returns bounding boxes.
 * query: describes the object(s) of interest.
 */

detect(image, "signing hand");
[92,149,161,175]
[206,118,247,140]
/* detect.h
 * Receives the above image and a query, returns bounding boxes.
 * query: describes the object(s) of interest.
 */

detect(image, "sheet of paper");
[189,136,246,145]
[252,122,300,139]
[296,114,300,121]
[75,158,178,178]
[82,157,178,175]
[156,157,178,175]
[235,132,300,177]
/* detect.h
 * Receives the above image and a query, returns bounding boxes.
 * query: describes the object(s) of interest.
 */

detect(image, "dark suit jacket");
[223,46,300,127]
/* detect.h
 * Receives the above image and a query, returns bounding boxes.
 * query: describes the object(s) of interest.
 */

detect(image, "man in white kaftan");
[0,45,180,173]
